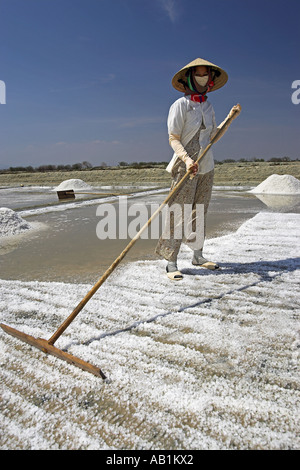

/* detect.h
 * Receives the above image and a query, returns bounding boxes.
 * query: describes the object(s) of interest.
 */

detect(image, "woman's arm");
[169,133,198,175]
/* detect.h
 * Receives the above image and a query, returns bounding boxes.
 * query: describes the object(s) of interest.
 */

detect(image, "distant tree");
[82,161,92,169]
[37,164,57,172]
[9,166,26,172]
[72,162,83,170]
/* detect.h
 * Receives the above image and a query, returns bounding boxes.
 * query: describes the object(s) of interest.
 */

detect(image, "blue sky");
[0,0,299,168]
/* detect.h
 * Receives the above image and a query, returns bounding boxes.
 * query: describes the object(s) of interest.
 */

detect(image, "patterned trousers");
[155,168,214,262]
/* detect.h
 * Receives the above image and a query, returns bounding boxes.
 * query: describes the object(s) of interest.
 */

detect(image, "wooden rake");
[0,110,239,380]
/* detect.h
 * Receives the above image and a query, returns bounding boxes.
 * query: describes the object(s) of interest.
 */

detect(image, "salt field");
[0,179,300,450]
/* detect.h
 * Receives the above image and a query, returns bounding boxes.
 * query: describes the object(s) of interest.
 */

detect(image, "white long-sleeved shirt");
[166,95,217,174]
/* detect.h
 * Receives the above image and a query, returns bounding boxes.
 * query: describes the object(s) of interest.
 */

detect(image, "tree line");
[3,161,93,173]
[1,156,299,173]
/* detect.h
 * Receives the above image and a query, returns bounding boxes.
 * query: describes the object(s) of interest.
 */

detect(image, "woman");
[155,57,241,280]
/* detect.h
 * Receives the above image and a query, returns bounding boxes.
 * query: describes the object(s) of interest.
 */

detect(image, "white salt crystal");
[0,207,33,238]
[250,174,300,194]
[54,179,93,191]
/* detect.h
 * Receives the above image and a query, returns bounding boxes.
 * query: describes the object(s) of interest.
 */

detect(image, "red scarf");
[190,93,207,103]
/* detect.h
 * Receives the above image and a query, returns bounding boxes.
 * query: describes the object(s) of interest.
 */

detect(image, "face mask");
[194,75,209,87]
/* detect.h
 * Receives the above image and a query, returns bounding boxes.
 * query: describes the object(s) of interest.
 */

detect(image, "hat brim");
[172,58,228,93]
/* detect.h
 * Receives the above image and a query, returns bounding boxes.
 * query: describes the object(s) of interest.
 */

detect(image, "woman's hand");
[229,103,241,119]
[185,157,198,176]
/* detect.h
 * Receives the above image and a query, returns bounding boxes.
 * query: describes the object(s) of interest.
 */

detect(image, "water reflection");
[253,193,300,212]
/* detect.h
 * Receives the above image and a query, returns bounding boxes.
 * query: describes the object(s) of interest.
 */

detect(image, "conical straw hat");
[172,57,228,93]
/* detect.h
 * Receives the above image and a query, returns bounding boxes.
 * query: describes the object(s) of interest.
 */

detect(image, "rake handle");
[48,109,239,345]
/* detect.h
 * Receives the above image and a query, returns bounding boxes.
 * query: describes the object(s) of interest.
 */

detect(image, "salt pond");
[0,185,274,282]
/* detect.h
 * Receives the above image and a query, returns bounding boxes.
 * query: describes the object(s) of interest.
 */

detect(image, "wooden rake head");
[0,323,107,380]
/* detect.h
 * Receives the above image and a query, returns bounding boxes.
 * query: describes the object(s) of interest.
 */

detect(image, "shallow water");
[1,186,300,283]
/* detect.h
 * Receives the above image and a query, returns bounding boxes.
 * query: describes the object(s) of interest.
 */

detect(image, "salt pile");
[250,174,300,194]
[54,179,93,191]
[0,207,33,238]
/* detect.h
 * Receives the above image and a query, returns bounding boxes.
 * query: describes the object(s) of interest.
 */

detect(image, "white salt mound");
[54,179,93,191]
[0,207,33,238]
[250,174,300,194]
